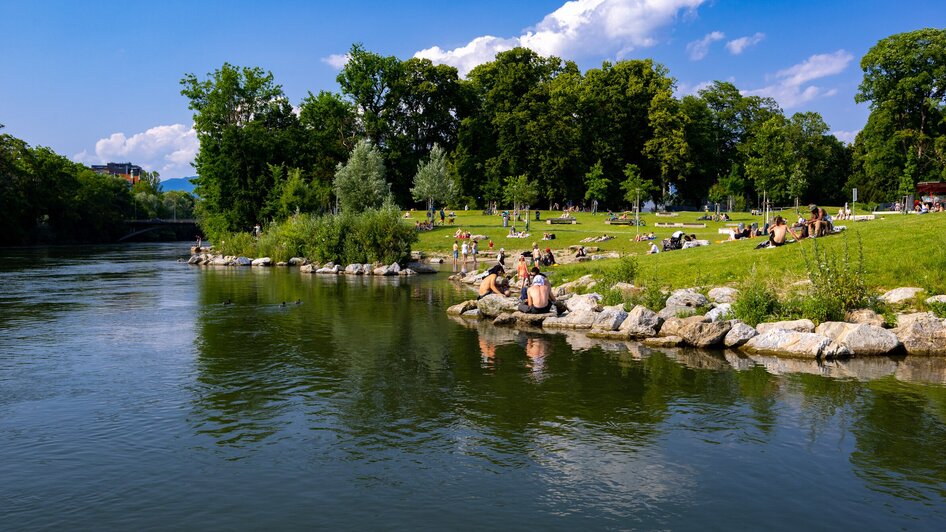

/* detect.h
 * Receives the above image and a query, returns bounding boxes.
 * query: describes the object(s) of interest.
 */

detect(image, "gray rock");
[565,293,603,313]
[543,309,598,329]
[926,295,946,305]
[660,315,708,337]
[405,262,437,274]
[705,303,733,322]
[447,300,478,316]
[288,257,306,266]
[493,313,517,326]
[299,263,316,273]
[234,256,252,266]
[461,309,480,319]
[815,322,901,356]
[708,287,739,304]
[741,329,851,359]
[845,308,884,327]
[724,321,758,347]
[476,294,520,318]
[619,305,664,338]
[643,336,684,348]
[592,305,628,331]
[897,312,937,328]
[756,319,815,334]
[554,274,596,297]
[251,257,272,267]
[511,311,557,326]
[665,288,709,309]
[893,315,946,355]
[316,264,340,274]
[187,255,201,265]
[211,256,229,266]
[344,264,363,275]
[679,320,732,348]
[880,287,924,304]
[658,304,699,320]
[398,268,417,276]
[611,282,640,297]
[275,261,288,266]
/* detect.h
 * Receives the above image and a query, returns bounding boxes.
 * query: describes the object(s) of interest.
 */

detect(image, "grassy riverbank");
[416,208,946,294]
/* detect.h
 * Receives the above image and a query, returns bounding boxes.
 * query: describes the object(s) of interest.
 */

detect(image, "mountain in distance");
[161,176,196,193]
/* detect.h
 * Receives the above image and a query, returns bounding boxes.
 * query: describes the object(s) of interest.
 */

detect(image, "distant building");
[90,162,143,185]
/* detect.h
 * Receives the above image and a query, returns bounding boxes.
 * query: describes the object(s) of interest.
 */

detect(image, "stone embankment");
[186,251,438,277]
[448,274,946,359]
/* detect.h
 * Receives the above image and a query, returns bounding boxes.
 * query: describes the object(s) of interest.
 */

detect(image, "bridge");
[119,219,199,242]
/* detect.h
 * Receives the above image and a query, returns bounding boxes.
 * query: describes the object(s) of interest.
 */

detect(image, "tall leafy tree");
[503,174,538,213]
[583,160,610,209]
[645,87,691,202]
[411,144,456,212]
[334,139,391,212]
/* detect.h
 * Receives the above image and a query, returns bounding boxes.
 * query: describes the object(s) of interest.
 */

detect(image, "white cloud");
[415,0,708,76]
[686,31,724,61]
[675,80,713,96]
[73,124,198,179]
[726,32,765,55]
[321,53,350,69]
[831,130,859,144]
[742,50,853,108]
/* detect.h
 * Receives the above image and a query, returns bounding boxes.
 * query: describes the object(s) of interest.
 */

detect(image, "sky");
[1,0,944,180]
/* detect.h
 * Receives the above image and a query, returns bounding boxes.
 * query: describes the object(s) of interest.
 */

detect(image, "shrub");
[630,267,670,311]
[216,231,257,257]
[732,271,779,326]
[928,300,946,319]
[601,255,639,286]
[800,233,872,318]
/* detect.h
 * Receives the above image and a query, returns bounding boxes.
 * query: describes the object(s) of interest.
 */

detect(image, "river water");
[1,243,945,530]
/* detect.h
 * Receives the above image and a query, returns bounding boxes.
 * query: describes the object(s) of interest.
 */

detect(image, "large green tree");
[411,144,457,212]
[334,139,391,212]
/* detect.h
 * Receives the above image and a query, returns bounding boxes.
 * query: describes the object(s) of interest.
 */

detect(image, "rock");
[893,315,946,355]
[643,336,684,348]
[660,315,708,337]
[665,288,709,309]
[815,322,901,356]
[461,309,480,319]
[211,256,229,266]
[447,300,478,316]
[565,293,603,313]
[724,321,758,347]
[187,255,201,265]
[679,320,732,348]
[476,294,520,318]
[233,256,252,266]
[756,319,815,334]
[251,257,272,267]
[275,261,288,266]
[554,275,597,297]
[705,303,733,322]
[398,268,417,276]
[591,252,620,260]
[880,287,924,304]
[741,329,851,359]
[288,257,307,266]
[344,264,363,275]
[658,304,698,319]
[708,287,739,304]
[592,305,628,331]
[316,264,340,274]
[619,305,664,338]
[511,311,557,327]
[373,263,401,276]
[299,263,316,273]
[896,312,936,328]
[542,309,598,329]
[845,308,885,327]
[405,262,437,274]
[926,295,946,305]
[611,282,640,297]
[493,313,517,326]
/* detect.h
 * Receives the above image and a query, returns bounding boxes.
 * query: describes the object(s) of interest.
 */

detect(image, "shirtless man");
[518,273,554,313]
[768,216,799,246]
[807,204,830,237]
[478,265,509,299]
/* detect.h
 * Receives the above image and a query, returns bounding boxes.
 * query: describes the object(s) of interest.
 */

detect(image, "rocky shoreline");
[185,248,439,276]
[447,274,946,359]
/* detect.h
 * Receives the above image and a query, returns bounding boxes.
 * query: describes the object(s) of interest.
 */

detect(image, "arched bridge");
[119,219,198,242]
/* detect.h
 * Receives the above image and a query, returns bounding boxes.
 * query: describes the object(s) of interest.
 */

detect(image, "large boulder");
[543,309,598,329]
[566,293,603,313]
[554,275,597,297]
[880,287,924,304]
[679,320,732,348]
[708,287,739,304]
[493,313,517,326]
[476,294,520,318]
[660,315,708,337]
[510,311,557,327]
[724,321,758,347]
[897,312,937,328]
[373,263,401,276]
[461,309,480,319]
[234,256,252,266]
[187,255,201,265]
[643,336,684,348]
[251,257,272,267]
[447,300,478,316]
[288,257,307,266]
[705,303,733,322]
[398,268,417,276]
[362,264,374,275]
[316,264,340,274]
[592,305,628,331]
[619,305,664,338]
[845,308,885,327]
[893,315,946,355]
[299,263,316,273]
[756,319,815,334]
[665,288,709,309]
[611,282,641,297]
[926,295,946,305]
[211,256,229,266]
[658,304,699,320]
[344,264,364,275]
[815,322,901,356]
[741,329,851,359]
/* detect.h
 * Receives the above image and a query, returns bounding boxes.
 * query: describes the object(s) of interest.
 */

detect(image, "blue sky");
[2,0,943,179]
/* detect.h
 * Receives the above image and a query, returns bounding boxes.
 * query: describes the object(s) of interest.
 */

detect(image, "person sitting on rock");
[478,265,509,299]
[575,246,587,257]
[807,204,831,237]
[517,272,554,314]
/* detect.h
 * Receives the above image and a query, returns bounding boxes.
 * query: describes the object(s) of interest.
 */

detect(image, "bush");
[800,233,872,317]
[732,271,779,326]
[216,231,257,257]
[629,267,670,311]
[601,255,639,286]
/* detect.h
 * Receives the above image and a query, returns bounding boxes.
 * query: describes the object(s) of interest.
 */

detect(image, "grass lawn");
[411,208,946,294]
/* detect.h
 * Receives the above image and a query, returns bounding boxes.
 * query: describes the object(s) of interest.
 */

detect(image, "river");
[1,243,944,530]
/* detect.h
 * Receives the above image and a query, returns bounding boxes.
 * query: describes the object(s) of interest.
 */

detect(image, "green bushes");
[601,255,639,286]
[732,273,779,326]
[213,207,417,264]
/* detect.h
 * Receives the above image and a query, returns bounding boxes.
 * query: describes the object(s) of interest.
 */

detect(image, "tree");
[411,144,456,212]
[334,139,391,212]
[644,87,691,202]
[742,115,792,206]
[621,164,657,211]
[503,174,538,213]
[583,160,610,209]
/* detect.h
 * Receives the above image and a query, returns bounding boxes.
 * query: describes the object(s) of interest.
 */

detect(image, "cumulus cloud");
[742,50,853,108]
[73,124,198,179]
[414,0,707,76]
[686,31,724,61]
[321,53,350,69]
[831,130,859,144]
[725,32,765,55]
[675,80,714,96]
